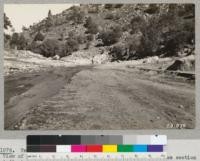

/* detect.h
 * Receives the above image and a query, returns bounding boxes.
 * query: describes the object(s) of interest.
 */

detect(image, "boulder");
[166,55,195,72]
[52,55,60,60]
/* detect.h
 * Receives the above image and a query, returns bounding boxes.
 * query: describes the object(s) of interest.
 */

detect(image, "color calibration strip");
[27,135,166,153]
[63,144,163,152]
[27,135,167,145]
[27,144,164,153]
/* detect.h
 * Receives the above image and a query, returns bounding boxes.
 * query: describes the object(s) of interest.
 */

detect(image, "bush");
[109,35,143,61]
[68,31,86,44]
[104,4,114,10]
[76,35,86,44]
[87,34,94,41]
[126,34,144,58]
[69,6,85,24]
[109,44,127,61]
[104,13,114,20]
[122,24,130,32]
[56,38,79,57]
[65,38,79,54]
[144,4,159,14]
[88,4,101,13]
[105,13,120,21]
[40,39,60,57]
[84,42,91,50]
[98,25,122,46]
[84,17,98,34]
[114,4,123,8]
[130,16,146,34]
[68,31,76,38]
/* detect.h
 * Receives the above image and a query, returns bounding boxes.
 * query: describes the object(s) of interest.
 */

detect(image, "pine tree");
[46,10,53,28]
[48,10,52,18]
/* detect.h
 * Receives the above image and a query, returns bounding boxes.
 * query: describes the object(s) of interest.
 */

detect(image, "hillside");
[11,4,194,64]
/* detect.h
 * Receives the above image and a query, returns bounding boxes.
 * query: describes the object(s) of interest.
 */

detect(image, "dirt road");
[4,65,195,130]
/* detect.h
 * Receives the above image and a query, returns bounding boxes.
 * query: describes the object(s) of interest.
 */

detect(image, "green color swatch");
[117,145,133,152]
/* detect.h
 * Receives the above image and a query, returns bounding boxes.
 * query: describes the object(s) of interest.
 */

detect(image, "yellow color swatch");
[103,145,117,152]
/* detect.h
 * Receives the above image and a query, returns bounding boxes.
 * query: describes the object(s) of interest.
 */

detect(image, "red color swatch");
[86,145,102,152]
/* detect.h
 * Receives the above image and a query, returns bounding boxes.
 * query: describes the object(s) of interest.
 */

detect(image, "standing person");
[91,56,95,64]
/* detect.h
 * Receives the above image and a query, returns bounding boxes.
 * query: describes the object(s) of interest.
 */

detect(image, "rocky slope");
[17,4,194,63]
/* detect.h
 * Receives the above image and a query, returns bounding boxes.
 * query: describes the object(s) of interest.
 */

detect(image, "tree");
[4,34,11,48]
[128,4,195,58]
[10,33,19,48]
[4,13,12,48]
[184,4,195,17]
[4,13,12,29]
[22,26,29,32]
[46,19,53,28]
[46,10,54,28]
[48,10,52,17]
[10,33,27,50]
[18,35,27,50]
[129,15,164,58]
[34,31,45,41]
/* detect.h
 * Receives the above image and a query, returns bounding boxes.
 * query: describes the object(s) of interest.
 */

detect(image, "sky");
[4,4,77,33]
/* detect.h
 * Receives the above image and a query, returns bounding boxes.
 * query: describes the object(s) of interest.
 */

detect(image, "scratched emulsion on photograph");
[4,4,195,130]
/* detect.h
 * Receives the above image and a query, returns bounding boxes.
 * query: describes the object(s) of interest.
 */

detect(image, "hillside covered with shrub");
[5,4,195,61]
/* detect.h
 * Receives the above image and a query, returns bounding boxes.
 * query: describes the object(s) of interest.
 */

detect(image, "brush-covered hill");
[8,4,195,63]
